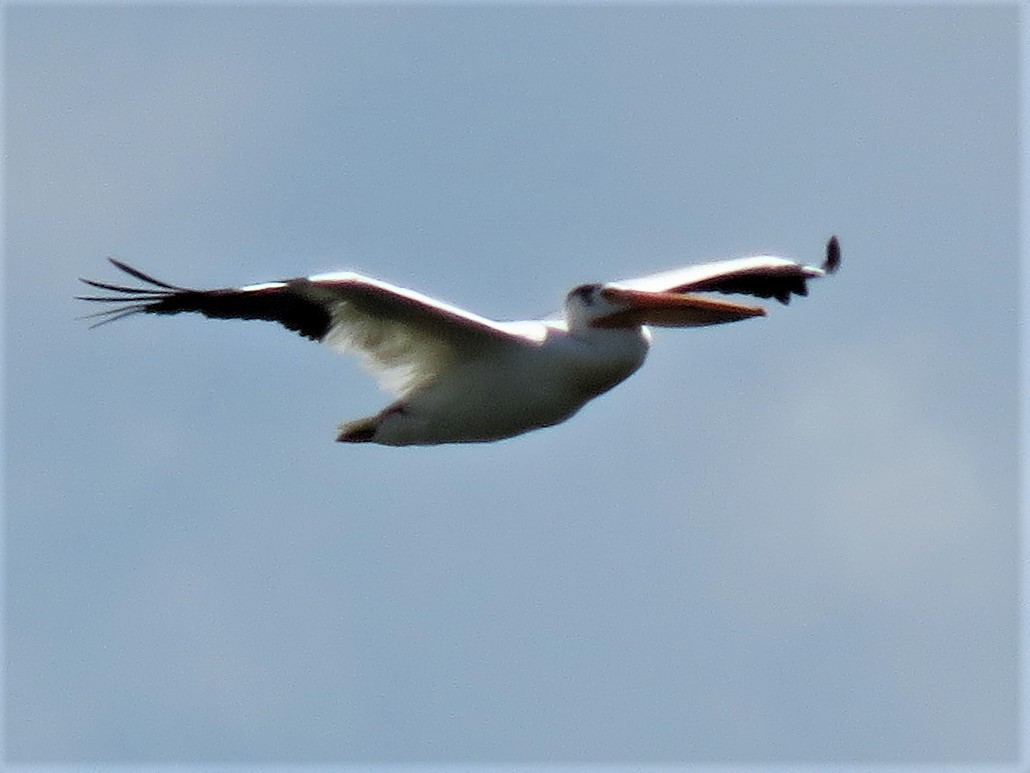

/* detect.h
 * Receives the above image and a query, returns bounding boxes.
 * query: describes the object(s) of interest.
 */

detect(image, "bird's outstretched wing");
[613,236,840,305]
[78,260,535,396]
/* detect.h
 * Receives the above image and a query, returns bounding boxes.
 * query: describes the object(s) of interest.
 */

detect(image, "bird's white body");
[80,237,839,445]
[349,321,650,445]
[294,271,657,444]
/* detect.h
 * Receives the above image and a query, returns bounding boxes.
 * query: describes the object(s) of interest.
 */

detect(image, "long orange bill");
[594,287,766,328]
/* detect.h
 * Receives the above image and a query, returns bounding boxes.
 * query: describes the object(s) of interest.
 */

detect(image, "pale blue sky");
[4,3,1022,768]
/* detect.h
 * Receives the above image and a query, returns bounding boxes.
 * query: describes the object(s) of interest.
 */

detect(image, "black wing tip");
[77,305,149,328]
[105,257,185,290]
[77,258,184,327]
[823,235,841,274]
[78,260,335,341]
[77,277,166,296]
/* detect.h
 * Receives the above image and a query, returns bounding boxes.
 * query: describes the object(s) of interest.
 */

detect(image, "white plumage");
[79,236,840,445]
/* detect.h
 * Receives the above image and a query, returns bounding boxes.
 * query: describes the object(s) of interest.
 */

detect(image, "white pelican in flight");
[80,236,840,446]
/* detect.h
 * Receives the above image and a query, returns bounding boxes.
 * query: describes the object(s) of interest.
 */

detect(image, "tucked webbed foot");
[336,416,379,443]
[335,402,409,444]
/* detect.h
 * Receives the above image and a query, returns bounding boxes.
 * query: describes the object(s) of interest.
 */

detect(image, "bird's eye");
[570,284,598,304]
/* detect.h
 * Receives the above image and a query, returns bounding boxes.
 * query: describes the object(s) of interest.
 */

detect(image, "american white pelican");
[79,236,840,445]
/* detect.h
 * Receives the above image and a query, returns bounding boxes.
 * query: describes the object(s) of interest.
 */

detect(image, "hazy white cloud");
[763,333,991,593]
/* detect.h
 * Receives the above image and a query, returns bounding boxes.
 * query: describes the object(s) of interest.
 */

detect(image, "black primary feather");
[684,236,841,305]
[78,259,334,341]
[686,267,810,305]
[823,235,841,274]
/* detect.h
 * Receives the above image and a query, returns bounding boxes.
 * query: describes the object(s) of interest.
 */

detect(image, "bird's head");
[564,282,765,334]
[563,283,616,333]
